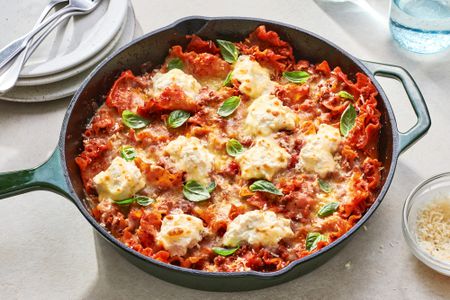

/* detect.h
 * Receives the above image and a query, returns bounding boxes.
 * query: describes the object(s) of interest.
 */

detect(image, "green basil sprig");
[120,146,137,161]
[122,110,150,129]
[318,178,332,193]
[223,72,232,87]
[249,180,283,196]
[318,202,339,218]
[337,90,354,100]
[283,71,310,84]
[213,246,239,256]
[167,58,184,71]
[217,96,241,117]
[306,232,327,251]
[167,110,190,128]
[206,181,217,193]
[183,180,211,202]
[340,104,357,136]
[226,139,244,156]
[216,39,239,63]
[114,196,155,206]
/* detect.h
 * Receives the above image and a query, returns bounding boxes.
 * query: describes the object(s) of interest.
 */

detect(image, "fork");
[0,0,68,92]
[0,0,102,81]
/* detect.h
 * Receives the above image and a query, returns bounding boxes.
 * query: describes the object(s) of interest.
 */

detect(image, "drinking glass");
[389,0,450,54]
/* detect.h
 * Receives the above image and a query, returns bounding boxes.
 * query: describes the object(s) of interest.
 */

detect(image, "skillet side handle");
[361,60,431,154]
[0,149,72,200]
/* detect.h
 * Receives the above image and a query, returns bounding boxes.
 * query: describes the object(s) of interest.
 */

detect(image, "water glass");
[389,0,450,54]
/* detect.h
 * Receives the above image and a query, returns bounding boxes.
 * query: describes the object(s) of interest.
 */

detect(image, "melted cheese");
[157,212,205,256]
[199,77,223,91]
[164,136,214,185]
[245,94,298,136]
[236,137,290,180]
[232,55,274,98]
[152,69,201,99]
[207,129,232,172]
[298,124,341,178]
[93,157,145,201]
[223,210,293,247]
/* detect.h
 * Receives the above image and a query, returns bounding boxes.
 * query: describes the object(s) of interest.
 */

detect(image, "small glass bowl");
[402,172,450,276]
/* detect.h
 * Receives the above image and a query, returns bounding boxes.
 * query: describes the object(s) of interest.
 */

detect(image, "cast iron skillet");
[0,17,431,291]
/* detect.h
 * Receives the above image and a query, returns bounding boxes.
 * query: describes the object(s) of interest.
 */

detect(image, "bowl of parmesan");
[403,173,450,276]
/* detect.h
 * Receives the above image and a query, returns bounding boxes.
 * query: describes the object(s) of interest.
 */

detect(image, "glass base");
[390,20,450,54]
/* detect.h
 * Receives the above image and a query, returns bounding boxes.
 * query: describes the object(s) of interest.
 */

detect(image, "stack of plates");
[0,0,142,102]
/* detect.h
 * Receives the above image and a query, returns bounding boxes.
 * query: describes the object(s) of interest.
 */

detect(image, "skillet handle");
[0,149,72,200]
[361,60,431,154]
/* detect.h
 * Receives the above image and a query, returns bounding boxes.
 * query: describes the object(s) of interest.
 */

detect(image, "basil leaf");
[340,104,357,136]
[223,71,232,87]
[216,39,239,63]
[183,180,211,202]
[206,181,217,193]
[305,232,320,251]
[283,71,310,84]
[306,232,326,251]
[318,178,332,193]
[217,96,241,117]
[213,246,239,256]
[167,58,183,71]
[318,202,339,218]
[226,139,244,157]
[337,90,354,100]
[114,196,154,206]
[249,180,283,196]
[135,196,155,206]
[120,146,137,161]
[122,110,150,129]
[167,110,190,128]
[114,198,135,206]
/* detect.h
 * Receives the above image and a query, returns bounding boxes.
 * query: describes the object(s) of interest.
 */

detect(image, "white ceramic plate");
[0,4,137,103]
[9,0,128,77]
[16,18,125,86]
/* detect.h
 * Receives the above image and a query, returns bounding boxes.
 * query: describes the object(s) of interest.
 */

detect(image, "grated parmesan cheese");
[415,197,450,262]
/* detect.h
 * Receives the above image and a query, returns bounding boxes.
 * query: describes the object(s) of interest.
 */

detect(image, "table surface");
[1,0,450,299]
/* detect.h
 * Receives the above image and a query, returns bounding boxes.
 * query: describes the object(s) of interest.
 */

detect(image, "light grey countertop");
[1,0,450,299]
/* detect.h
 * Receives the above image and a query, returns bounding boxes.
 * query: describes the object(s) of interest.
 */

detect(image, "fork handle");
[0,11,79,93]
[0,0,66,75]
[0,5,76,70]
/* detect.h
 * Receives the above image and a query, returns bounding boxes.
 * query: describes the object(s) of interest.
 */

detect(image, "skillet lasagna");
[76,26,382,272]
